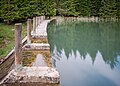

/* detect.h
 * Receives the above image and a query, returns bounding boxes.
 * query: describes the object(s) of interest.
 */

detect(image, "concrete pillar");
[36,16,38,27]
[33,17,36,33]
[37,16,40,25]
[43,16,45,20]
[27,19,31,44]
[40,16,42,23]
[38,16,41,24]
[36,16,39,27]
[41,16,44,21]
[15,23,22,65]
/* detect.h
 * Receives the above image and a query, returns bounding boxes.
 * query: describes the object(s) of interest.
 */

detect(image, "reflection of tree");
[99,22,120,68]
[48,21,120,68]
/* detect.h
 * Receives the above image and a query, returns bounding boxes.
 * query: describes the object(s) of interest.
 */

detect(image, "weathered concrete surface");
[1,83,59,86]
[36,20,50,35]
[2,67,59,84]
[31,20,50,38]
[32,54,47,67]
[31,37,48,43]
[0,36,27,82]
[23,43,50,50]
[22,50,52,67]
[0,18,60,86]
[26,19,32,44]
[15,23,22,65]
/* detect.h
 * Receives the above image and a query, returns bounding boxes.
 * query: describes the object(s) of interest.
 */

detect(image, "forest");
[0,0,119,23]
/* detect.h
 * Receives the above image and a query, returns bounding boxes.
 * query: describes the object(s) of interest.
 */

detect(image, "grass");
[22,51,36,66]
[22,50,52,67]
[0,23,26,59]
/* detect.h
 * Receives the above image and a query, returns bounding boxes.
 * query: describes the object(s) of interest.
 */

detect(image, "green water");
[48,20,120,86]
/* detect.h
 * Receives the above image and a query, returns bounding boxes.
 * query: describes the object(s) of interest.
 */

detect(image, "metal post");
[15,23,22,66]
[27,19,31,44]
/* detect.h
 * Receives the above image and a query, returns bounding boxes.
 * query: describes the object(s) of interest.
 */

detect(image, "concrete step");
[2,67,59,84]
[23,43,50,50]
[32,54,47,67]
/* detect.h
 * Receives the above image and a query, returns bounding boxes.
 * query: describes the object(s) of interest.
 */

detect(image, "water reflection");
[48,21,120,68]
[52,48,120,86]
[48,21,120,86]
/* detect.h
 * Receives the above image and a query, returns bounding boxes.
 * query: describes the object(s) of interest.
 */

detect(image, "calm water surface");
[48,21,120,86]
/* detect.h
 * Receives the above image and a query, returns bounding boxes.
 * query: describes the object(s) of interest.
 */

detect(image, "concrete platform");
[2,83,59,86]
[31,20,50,37]
[23,43,50,50]
[0,18,59,86]
[2,67,59,84]
[32,54,47,67]
[32,34,47,39]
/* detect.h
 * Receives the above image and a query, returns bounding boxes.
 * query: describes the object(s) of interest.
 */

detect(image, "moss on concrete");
[22,50,52,67]
[31,38,48,43]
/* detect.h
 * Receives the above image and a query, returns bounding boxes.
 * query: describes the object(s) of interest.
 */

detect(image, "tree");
[0,0,19,24]
[99,0,117,18]
[75,0,91,16]
[41,0,56,16]
[90,0,102,17]
[0,0,119,23]
[0,1,2,22]
[57,0,79,16]
[116,0,120,18]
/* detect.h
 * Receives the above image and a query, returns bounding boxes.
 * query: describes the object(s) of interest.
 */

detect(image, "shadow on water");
[47,20,120,86]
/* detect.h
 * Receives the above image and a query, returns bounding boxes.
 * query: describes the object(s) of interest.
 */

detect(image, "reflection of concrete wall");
[55,17,99,25]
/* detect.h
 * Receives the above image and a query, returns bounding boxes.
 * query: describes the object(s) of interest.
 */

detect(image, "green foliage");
[0,23,26,58]
[42,0,56,16]
[0,0,119,22]
[0,0,56,22]
[56,0,119,18]
[99,0,117,18]
[116,0,120,18]
[90,0,102,16]
[0,0,19,23]
[75,0,91,16]
[58,0,79,16]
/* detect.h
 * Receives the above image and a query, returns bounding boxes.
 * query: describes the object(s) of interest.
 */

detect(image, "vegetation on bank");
[0,0,119,58]
[0,0,119,24]
[0,23,26,59]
